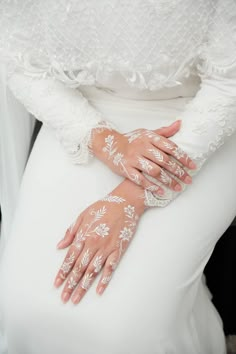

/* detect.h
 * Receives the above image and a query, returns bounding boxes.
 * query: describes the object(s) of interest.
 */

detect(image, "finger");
[154,120,181,137]
[54,242,84,288]
[151,135,197,170]
[134,157,182,192]
[96,251,119,296]
[128,166,165,196]
[146,148,192,185]
[57,214,84,249]
[61,247,97,303]
[70,251,106,304]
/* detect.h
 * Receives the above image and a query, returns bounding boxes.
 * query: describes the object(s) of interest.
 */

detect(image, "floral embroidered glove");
[54,178,146,304]
[90,121,197,197]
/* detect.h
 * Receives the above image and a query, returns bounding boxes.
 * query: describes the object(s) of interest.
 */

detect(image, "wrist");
[111,179,147,216]
[90,127,119,157]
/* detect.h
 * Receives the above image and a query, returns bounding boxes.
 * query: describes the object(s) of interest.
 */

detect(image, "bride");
[0,1,236,353]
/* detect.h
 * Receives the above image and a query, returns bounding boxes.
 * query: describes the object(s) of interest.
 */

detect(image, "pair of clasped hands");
[54,121,197,304]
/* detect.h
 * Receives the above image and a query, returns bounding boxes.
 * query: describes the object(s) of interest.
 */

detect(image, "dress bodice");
[0,0,235,91]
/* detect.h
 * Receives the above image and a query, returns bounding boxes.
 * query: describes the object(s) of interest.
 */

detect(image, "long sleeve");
[7,71,113,164]
[145,0,236,207]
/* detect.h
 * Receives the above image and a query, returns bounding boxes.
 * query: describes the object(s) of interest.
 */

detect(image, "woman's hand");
[54,179,145,304]
[90,121,197,196]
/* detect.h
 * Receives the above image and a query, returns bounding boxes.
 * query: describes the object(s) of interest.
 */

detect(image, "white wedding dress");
[0,1,236,353]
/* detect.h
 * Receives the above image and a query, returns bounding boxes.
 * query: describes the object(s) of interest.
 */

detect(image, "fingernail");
[184,176,192,184]
[157,189,165,196]
[54,278,62,287]
[97,286,104,295]
[174,184,182,192]
[57,240,64,248]
[72,294,81,304]
[62,293,70,303]
[189,161,197,169]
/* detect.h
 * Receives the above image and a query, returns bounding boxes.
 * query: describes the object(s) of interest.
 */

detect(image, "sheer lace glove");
[54,178,146,304]
[90,121,197,197]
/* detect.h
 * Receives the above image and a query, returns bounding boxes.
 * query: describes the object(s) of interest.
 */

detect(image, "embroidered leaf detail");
[148,148,164,162]
[80,249,90,267]
[160,170,172,185]
[93,255,103,273]
[91,206,107,221]
[101,195,126,203]
[101,274,112,284]
[81,273,93,290]
[68,276,77,290]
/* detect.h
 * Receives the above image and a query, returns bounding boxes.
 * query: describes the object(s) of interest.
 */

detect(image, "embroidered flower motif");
[94,223,110,237]
[124,205,135,218]
[119,227,133,241]
[113,152,124,166]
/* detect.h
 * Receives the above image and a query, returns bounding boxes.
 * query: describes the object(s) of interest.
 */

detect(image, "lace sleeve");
[145,0,236,207]
[7,70,113,164]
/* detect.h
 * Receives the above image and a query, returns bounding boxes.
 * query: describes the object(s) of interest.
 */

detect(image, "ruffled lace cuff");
[7,70,114,164]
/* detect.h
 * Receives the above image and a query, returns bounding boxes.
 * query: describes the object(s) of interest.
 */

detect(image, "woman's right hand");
[90,120,197,196]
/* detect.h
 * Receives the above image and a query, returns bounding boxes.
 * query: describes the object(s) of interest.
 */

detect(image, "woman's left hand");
[54,179,145,304]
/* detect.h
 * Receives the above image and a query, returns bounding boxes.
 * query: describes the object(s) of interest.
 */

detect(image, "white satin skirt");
[0,85,236,354]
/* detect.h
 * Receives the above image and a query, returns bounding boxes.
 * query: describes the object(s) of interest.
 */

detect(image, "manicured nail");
[184,176,192,184]
[54,278,62,287]
[62,293,70,303]
[97,286,104,295]
[174,184,182,192]
[189,161,197,169]
[72,294,81,304]
[57,240,64,248]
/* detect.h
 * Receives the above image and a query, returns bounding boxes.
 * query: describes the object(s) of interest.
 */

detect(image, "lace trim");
[7,72,114,164]
[4,53,198,92]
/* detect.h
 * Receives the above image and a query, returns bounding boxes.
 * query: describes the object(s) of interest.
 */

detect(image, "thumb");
[154,120,181,137]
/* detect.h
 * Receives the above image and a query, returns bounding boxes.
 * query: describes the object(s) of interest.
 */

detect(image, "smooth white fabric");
[0,0,235,167]
[0,64,35,250]
[0,85,236,354]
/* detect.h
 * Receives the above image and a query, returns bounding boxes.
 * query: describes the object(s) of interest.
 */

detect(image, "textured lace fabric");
[2,0,236,207]
[0,0,234,90]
